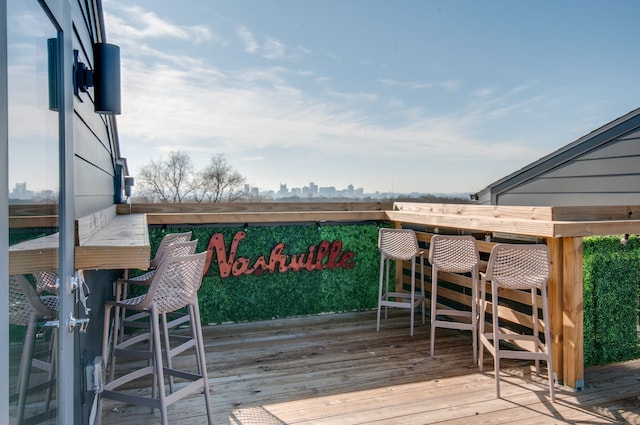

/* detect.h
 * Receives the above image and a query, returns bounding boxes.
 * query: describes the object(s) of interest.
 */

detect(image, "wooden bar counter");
[9,206,150,275]
[10,201,640,392]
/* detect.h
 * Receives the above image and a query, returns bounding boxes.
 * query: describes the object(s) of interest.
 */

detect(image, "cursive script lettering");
[203,231,356,278]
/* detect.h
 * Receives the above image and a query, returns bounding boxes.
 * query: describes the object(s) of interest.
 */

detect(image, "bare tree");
[135,151,246,203]
[165,150,195,202]
[199,154,246,203]
[136,150,195,203]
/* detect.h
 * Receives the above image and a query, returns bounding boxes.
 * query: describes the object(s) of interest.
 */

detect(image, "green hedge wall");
[148,223,382,324]
[11,226,640,368]
[583,235,640,367]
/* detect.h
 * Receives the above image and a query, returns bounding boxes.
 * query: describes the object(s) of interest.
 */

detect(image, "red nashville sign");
[203,231,356,278]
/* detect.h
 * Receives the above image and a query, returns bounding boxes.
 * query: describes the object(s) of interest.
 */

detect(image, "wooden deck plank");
[97,310,640,425]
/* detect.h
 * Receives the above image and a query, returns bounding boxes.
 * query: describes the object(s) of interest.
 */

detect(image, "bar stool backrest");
[428,235,479,273]
[141,252,207,314]
[485,243,550,289]
[378,228,420,261]
[34,271,59,295]
[9,274,58,325]
[159,239,198,263]
[150,231,193,269]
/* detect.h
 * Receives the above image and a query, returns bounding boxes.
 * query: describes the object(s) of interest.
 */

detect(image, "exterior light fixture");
[48,38,60,111]
[73,43,121,115]
[124,177,134,198]
[93,43,121,115]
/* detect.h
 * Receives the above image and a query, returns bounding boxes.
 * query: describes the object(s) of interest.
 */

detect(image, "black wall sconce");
[73,43,121,115]
[47,38,60,111]
[124,177,134,198]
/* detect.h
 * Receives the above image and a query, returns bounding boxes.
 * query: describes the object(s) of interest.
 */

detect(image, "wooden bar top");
[75,212,150,271]
[9,232,60,275]
[9,206,150,275]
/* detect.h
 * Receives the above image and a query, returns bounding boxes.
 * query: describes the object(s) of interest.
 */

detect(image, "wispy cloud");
[263,38,285,59]
[378,78,460,92]
[104,2,213,43]
[440,80,461,92]
[462,81,544,125]
[236,25,259,53]
[378,78,430,90]
[327,91,378,103]
[236,26,288,60]
[105,2,575,193]
[473,86,496,97]
[118,54,545,164]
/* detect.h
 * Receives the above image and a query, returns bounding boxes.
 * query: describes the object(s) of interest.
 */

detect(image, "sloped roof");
[475,107,640,202]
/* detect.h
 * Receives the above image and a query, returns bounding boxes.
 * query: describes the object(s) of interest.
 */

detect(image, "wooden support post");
[562,237,584,390]
[547,237,564,385]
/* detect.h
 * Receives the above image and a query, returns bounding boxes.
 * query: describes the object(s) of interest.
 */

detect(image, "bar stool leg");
[44,328,57,410]
[16,315,38,424]
[420,256,426,326]
[150,306,169,425]
[471,267,478,364]
[409,259,415,337]
[376,255,385,332]
[190,302,214,424]
[429,265,438,358]
[108,303,120,382]
[95,303,115,425]
[491,282,501,399]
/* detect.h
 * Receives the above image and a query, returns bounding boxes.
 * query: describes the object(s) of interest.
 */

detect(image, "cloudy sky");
[104,0,640,195]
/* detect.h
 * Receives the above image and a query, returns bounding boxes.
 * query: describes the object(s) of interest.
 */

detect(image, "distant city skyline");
[244,180,470,199]
[246,181,366,198]
[11,178,469,203]
[8,181,58,202]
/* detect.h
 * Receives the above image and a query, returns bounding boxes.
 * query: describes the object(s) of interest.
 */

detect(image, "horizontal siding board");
[72,2,94,59]
[75,94,111,140]
[72,7,110,132]
[75,159,114,197]
[581,136,640,160]
[75,195,118,218]
[545,156,640,178]
[74,122,115,173]
[619,128,640,141]
[497,192,640,206]
[509,174,640,193]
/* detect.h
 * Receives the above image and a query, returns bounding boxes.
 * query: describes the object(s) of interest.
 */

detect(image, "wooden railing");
[388,202,640,391]
[10,201,640,390]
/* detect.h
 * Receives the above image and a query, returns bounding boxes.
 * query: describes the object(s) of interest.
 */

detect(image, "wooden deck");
[94,310,640,424]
